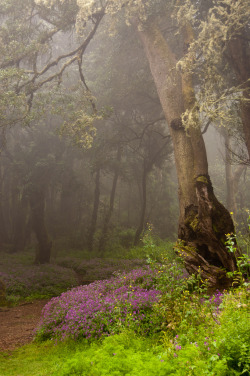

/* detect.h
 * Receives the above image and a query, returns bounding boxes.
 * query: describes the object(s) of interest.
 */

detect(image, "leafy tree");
[0,0,104,145]
[70,0,242,287]
[178,0,250,160]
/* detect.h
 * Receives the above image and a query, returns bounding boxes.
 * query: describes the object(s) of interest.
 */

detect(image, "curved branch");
[17,10,105,97]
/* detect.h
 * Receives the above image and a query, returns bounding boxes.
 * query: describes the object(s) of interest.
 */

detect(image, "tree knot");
[170,118,184,131]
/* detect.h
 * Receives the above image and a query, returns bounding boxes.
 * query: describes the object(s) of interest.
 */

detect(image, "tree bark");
[137,21,238,288]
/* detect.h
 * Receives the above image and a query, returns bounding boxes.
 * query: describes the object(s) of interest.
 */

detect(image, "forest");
[0,0,249,375]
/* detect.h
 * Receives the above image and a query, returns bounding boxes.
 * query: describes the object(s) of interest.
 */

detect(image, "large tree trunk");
[137,21,238,288]
[29,188,52,264]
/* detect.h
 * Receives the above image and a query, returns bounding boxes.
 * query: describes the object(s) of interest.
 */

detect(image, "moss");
[196,176,208,184]
[184,209,199,233]
[212,223,218,233]
[190,215,199,232]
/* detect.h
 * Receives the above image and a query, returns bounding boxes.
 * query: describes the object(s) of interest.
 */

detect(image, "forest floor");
[0,300,49,352]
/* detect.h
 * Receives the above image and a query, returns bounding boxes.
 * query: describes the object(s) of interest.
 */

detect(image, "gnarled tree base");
[178,174,239,289]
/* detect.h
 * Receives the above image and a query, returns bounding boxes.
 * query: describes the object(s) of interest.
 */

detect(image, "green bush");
[214,289,250,375]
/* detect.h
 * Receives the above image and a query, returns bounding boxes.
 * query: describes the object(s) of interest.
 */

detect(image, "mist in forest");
[1,4,250,373]
[0,0,249,284]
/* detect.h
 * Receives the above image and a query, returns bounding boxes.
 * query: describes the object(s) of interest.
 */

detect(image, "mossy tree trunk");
[137,21,238,288]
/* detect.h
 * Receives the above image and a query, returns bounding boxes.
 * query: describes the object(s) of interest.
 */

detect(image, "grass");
[0,341,81,376]
[0,336,170,376]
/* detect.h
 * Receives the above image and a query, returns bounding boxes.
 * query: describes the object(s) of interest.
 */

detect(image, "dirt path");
[0,300,49,352]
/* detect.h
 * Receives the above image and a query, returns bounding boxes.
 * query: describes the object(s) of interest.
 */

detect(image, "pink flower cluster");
[36,267,161,341]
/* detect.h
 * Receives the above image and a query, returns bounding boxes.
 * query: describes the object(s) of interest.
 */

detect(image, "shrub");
[35,267,162,341]
[59,334,176,376]
[214,288,250,375]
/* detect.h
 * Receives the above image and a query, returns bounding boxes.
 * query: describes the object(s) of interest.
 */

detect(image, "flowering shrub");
[165,288,250,375]
[36,267,162,341]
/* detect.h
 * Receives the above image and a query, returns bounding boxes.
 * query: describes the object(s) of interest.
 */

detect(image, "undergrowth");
[0,230,249,375]
[0,289,249,376]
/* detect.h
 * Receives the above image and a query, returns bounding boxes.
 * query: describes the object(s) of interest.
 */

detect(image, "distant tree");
[98,143,122,253]
[1,125,62,263]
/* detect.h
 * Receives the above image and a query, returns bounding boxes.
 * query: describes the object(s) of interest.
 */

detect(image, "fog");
[0,0,249,269]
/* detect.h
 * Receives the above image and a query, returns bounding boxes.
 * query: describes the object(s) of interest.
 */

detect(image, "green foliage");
[213,289,250,375]
[0,244,249,376]
[236,211,250,256]
[58,334,173,376]
[1,286,249,375]
[177,0,250,132]
[127,225,176,263]
[225,232,250,286]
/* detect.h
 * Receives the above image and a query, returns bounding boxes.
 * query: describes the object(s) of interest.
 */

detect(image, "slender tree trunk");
[87,168,101,252]
[99,146,122,253]
[29,188,52,264]
[0,163,9,248]
[11,192,29,253]
[137,21,238,288]
[224,131,237,214]
[134,161,148,245]
[223,130,246,216]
